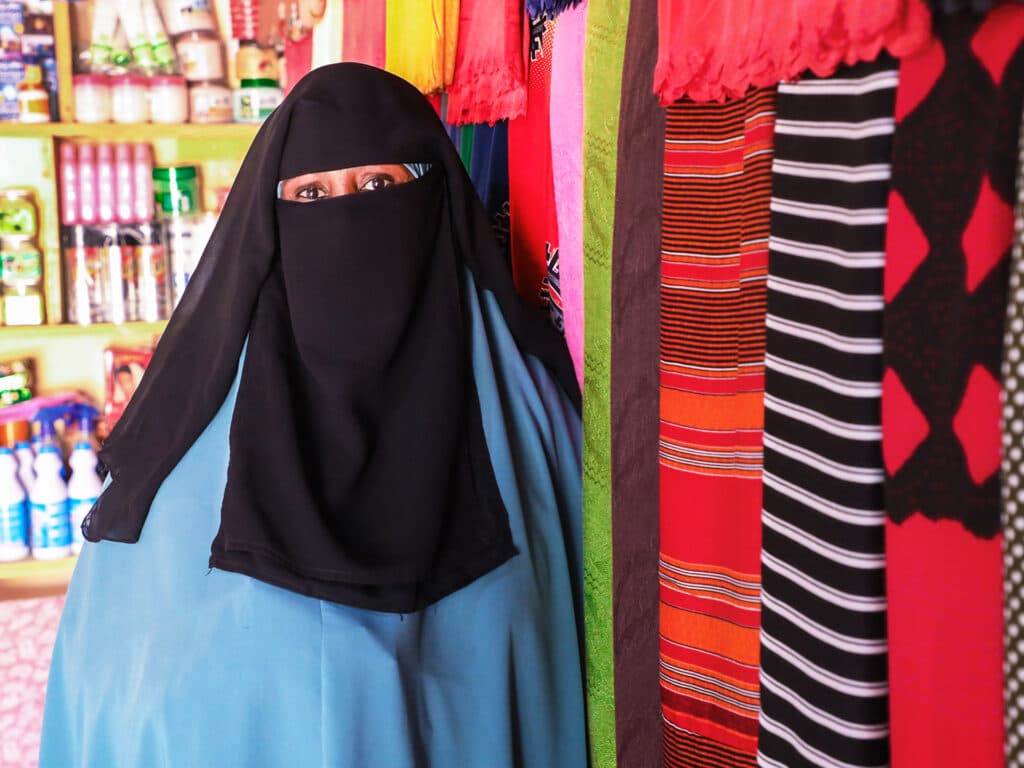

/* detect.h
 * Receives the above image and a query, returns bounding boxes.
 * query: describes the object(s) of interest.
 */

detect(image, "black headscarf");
[83,64,580,613]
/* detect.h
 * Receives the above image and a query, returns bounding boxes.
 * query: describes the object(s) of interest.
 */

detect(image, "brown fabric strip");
[610,0,663,765]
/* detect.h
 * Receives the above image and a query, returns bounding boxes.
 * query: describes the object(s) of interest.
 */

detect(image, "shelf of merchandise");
[0,555,77,600]
[0,0,259,598]
[0,122,261,140]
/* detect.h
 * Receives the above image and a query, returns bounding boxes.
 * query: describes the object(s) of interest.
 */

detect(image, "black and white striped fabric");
[757,59,896,768]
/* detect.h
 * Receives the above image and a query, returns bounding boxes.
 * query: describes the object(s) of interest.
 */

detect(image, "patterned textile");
[659,87,776,767]
[0,597,63,768]
[1002,76,1024,768]
[653,0,931,104]
[550,0,586,385]
[509,17,558,309]
[526,0,584,19]
[882,7,1024,767]
[384,0,458,94]
[582,0,630,764]
[445,0,527,125]
[1005,101,1024,768]
[758,59,896,768]
[468,121,511,254]
[609,0,663,765]
[342,0,385,68]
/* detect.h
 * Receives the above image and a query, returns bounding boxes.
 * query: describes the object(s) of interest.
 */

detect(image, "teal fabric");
[40,270,586,768]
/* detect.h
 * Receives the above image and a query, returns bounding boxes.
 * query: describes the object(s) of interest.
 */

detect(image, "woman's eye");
[296,184,329,201]
[359,174,394,192]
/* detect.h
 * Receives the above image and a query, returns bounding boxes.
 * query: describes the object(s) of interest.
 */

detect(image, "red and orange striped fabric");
[659,88,776,767]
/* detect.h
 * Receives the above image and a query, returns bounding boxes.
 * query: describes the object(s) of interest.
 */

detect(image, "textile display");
[659,87,776,767]
[758,58,897,768]
[83,65,579,615]
[549,0,586,385]
[527,0,584,19]
[653,0,931,104]
[41,273,587,767]
[445,0,527,125]
[509,17,559,311]
[582,0,631,764]
[609,0,663,765]
[384,0,458,94]
[468,121,511,253]
[341,0,385,68]
[1004,102,1024,768]
[882,6,1024,767]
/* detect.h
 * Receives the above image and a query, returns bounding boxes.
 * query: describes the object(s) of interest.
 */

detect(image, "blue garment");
[40,271,586,768]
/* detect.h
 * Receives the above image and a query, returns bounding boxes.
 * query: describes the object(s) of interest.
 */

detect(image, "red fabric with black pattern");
[882,5,1024,766]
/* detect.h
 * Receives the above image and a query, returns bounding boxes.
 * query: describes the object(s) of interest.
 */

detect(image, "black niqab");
[83,64,580,613]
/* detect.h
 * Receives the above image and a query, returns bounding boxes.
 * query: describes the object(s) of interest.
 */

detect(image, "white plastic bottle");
[0,447,29,561]
[67,439,102,555]
[14,440,34,496]
[29,445,72,560]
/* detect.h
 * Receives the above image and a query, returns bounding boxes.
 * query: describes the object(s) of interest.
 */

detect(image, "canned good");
[233,78,282,123]
[159,0,215,36]
[188,80,231,123]
[0,189,38,238]
[152,165,199,218]
[176,30,224,82]
[0,235,45,326]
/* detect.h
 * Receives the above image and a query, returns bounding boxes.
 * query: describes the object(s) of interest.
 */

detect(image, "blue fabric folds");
[40,270,586,768]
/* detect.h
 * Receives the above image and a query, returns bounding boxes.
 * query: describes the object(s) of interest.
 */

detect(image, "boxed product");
[0,59,21,121]
[0,356,34,406]
[103,345,153,428]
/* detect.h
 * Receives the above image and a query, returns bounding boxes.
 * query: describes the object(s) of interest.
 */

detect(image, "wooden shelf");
[0,555,76,600]
[0,321,167,339]
[0,122,260,141]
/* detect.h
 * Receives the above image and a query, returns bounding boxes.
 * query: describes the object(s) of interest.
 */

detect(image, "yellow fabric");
[384,0,458,93]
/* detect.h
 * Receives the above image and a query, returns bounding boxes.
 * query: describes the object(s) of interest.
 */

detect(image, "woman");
[40,64,586,767]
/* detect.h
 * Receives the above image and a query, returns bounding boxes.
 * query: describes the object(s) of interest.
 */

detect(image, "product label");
[0,1,24,63]
[29,500,70,550]
[69,497,95,546]
[2,293,43,325]
[0,499,27,547]
[1,243,42,283]
[0,60,22,120]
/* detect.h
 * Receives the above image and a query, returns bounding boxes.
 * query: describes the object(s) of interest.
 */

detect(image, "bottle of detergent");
[66,405,101,555]
[29,412,71,560]
[0,447,29,561]
[13,439,34,495]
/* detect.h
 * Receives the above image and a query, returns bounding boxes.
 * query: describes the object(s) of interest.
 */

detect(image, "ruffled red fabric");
[445,0,528,125]
[654,0,933,104]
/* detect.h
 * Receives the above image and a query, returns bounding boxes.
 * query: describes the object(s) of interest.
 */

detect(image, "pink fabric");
[549,0,586,388]
[653,0,932,104]
[342,0,385,68]
[0,597,64,768]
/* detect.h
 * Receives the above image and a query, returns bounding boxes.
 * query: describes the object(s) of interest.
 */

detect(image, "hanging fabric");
[550,0,586,385]
[1003,101,1024,768]
[882,6,1024,767]
[445,0,527,125]
[928,0,1020,13]
[653,0,931,105]
[509,16,559,311]
[757,58,896,768]
[469,121,511,255]
[608,0,662,765]
[384,0,458,94]
[527,0,584,20]
[658,87,777,767]
[582,0,631,763]
[341,0,385,68]
[309,0,342,69]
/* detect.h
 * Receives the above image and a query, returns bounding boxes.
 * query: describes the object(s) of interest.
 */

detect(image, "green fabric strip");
[582,1,629,766]
[459,125,475,172]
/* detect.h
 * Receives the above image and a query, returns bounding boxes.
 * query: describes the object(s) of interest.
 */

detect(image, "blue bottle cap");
[0,447,12,456]
[13,441,30,450]
[38,445,59,455]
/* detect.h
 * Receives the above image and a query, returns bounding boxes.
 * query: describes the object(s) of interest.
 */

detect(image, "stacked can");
[0,188,45,326]
[59,141,171,325]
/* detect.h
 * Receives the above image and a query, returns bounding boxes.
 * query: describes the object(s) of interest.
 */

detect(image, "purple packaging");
[0,1,23,63]
[0,59,22,120]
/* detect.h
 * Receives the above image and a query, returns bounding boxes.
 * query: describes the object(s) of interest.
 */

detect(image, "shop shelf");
[0,555,77,600]
[0,122,260,141]
[0,321,168,339]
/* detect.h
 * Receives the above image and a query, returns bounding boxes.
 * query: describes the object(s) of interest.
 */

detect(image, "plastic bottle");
[0,447,29,561]
[14,440,34,495]
[78,143,98,225]
[29,443,71,560]
[59,143,79,226]
[67,436,101,555]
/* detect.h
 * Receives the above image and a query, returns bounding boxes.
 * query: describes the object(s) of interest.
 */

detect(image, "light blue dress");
[39,272,586,768]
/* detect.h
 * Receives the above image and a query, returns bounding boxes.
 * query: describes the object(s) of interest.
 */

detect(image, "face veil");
[83,64,580,613]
